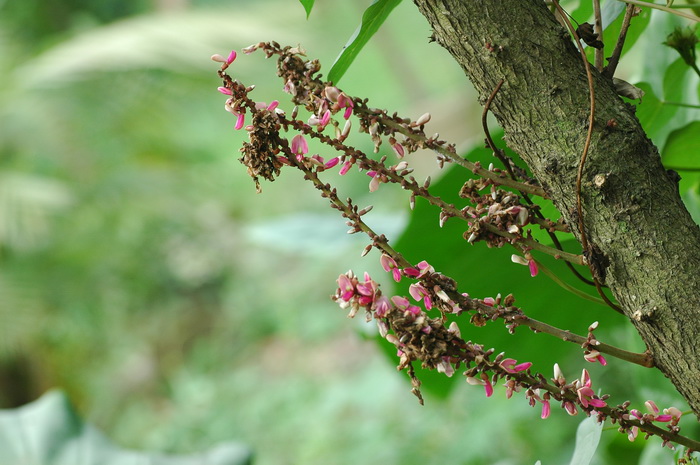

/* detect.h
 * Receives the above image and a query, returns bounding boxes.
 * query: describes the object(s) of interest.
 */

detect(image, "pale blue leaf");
[0,390,252,465]
[568,416,603,465]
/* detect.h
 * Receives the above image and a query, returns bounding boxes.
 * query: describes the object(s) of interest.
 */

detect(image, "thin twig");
[623,0,700,21]
[593,0,604,71]
[603,4,637,79]
[376,114,548,197]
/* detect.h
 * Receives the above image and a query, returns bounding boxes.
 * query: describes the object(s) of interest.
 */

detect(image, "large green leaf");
[0,390,252,465]
[388,142,627,397]
[662,121,700,170]
[327,0,403,84]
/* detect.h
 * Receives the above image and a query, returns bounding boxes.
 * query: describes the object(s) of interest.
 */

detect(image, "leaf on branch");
[298,0,315,19]
[328,0,403,84]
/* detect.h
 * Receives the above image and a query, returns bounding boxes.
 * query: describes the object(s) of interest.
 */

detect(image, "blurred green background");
[1,0,698,464]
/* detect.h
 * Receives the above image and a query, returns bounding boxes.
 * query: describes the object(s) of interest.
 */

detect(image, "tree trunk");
[412,0,700,416]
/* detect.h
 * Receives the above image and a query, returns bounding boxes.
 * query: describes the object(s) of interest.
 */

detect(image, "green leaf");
[0,390,252,465]
[327,0,402,84]
[634,82,678,147]
[568,416,603,465]
[298,0,315,19]
[662,121,700,168]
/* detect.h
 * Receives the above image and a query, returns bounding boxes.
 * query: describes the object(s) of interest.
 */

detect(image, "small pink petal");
[319,109,331,127]
[235,113,245,130]
[391,269,402,282]
[402,267,419,278]
[392,143,405,158]
[324,157,340,169]
[339,161,352,176]
[217,86,232,95]
[369,175,380,192]
[226,50,237,64]
[528,259,539,277]
[628,426,638,442]
[588,398,607,408]
[541,400,551,419]
[645,400,660,414]
[484,381,494,398]
[267,100,279,111]
[291,134,309,156]
[343,106,353,119]
[391,296,410,309]
[512,362,532,372]
[380,254,397,272]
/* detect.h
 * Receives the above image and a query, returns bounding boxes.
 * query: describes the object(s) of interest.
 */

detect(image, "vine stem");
[603,4,637,79]
[552,0,624,314]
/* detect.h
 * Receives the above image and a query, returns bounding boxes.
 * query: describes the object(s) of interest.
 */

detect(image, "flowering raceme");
[213,42,697,451]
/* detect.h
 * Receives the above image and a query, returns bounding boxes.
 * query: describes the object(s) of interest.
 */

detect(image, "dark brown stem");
[603,4,636,79]
[593,0,604,71]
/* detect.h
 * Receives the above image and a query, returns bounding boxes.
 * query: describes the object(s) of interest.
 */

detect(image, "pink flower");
[235,113,245,130]
[337,274,355,301]
[628,426,639,441]
[584,349,607,366]
[541,398,551,419]
[437,357,455,377]
[644,400,660,414]
[226,50,237,64]
[403,260,434,278]
[369,173,381,192]
[319,109,331,128]
[337,93,354,119]
[217,86,232,95]
[528,258,539,277]
[563,401,578,416]
[339,161,352,176]
[499,358,532,373]
[467,375,493,397]
[392,142,405,158]
[374,295,391,318]
[380,254,402,282]
[267,100,279,111]
[324,157,340,169]
[291,134,309,160]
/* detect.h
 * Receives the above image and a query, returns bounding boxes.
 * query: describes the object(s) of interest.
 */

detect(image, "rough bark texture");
[412,0,700,415]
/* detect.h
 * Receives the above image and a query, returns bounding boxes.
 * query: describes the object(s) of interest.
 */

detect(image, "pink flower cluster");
[623,400,683,443]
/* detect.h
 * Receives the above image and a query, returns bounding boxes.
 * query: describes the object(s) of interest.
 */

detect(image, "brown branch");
[593,0,604,72]
[603,4,637,79]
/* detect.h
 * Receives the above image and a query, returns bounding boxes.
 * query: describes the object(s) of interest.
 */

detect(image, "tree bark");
[412,0,700,416]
